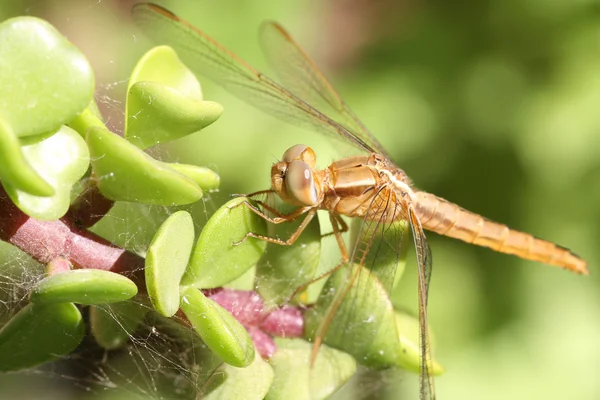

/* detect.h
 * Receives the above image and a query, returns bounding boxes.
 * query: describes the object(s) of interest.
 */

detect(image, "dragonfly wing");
[259,21,390,158]
[131,3,375,153]
[408,205,436,400]
[309,186,410,364]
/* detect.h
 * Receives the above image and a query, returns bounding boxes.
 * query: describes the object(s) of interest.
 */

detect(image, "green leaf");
[87,126,203,205]
[182,197,267,288]
[128,45,203,99]
[180,287,255,368]
[304,264,401,368]
[67,100,105,138]
[125,46,222,149]
[166,162,220,191]
[0,302,84,371]
[266,338,356,400]
[146,210,195,317]
[30,269,138,305]
[255,214,321,307]
[204,350,274,400]
[394,310,444,375]
[3,125,90,220]
[0,16,94,137]
[90,300,148,350]
[0,116,53,196]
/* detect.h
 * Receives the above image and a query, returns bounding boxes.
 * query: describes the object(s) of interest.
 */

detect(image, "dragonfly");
[132,4,589,399]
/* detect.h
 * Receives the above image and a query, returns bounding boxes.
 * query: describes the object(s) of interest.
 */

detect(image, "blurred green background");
[1,0,599,399]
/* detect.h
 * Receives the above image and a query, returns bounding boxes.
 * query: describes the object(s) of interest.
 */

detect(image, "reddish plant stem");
[0,186,145,285]
[66,179,115,229]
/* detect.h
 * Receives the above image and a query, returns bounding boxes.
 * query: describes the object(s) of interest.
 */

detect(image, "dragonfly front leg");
[233,208,317,246]
[230,190,314,223]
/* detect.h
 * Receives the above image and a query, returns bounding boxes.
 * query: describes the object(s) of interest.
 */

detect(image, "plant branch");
[0,185,305,355]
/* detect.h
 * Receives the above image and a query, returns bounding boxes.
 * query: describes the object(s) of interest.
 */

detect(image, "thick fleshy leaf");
[87,126,203,205]
[30,269,138,305]
[204,350,274,400]
[90,301,149,350]
[180,287,255,368]
[255,214,321,307]
[182,197,267,288]
[394,310,444,375]
[166,162,220,191]
[3,125,90,220]
[0,116,53,196]
[0,17,94,137]
[128,45,203,99]
[126,81,222,149]
[304,264,401,368]
[125,46,221,149]
[146,210,195,317]
[67,101,105,138]
[0,302,84,371]
[266,338,356,400]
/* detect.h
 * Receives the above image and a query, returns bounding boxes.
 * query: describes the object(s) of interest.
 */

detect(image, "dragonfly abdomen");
[413,191,588,274]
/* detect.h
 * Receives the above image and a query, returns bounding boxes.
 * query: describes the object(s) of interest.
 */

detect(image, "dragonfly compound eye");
[282,144,317,168]
[282,144,308,162]
[285,160,318,206]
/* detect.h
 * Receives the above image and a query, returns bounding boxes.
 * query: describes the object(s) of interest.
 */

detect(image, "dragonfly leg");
[320,214,349,238]
[232,197,313,224]
[233,208,317,246]
[245,200,299,220]
[288,213,350,301]
[231,189,274,198]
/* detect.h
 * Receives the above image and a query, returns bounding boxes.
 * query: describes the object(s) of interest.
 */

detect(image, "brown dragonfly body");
[132,4,588,399]
[279,149,587,274]
[414,191,586,273]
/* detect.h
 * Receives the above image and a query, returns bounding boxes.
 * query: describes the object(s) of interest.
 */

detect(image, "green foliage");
[125,45,223,150]
[0,117,54,197]
[146,210,195,317]
[305,264,404,368]
[203,351,274,400]
[30,269,138,305]
[0,17,94,138]
[182,197,268,288]
[394,310,444,375]
[0,302,84,371]
[3,126,90,220]
[0,15,93,200]
[267,339,357,400]
[0,10,435,400]
[180,286,256,368]
[87,125,205,205]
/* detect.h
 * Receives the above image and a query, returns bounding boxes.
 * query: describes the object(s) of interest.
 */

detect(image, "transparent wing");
[310,185,403,351]
[312,189,436,400]
[259,22,391,159]
[131,3,376,154]
[408,205,435,400]
[309,186,435,392]
[351,188,406,290]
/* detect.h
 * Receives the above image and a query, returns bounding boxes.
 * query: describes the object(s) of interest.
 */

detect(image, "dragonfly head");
[271,144,321,207]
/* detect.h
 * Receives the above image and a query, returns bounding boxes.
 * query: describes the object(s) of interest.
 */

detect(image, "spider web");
[0,68,229,398]
[0,2,412,398]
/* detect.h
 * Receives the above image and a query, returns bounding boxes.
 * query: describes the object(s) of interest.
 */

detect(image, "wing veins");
[132,4,377,154]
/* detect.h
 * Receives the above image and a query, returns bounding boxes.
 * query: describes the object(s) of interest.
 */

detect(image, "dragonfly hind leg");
[288,213,351,302]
